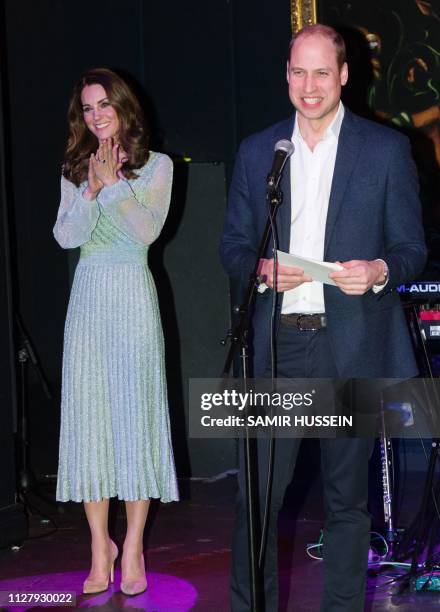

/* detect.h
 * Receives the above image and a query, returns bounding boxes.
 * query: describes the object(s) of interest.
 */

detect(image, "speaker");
[151,161,237,477]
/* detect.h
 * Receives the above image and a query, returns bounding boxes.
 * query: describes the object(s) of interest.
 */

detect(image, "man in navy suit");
[220,24,426,611]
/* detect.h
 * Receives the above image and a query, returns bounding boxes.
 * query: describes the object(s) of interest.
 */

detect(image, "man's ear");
[341,62,348,86]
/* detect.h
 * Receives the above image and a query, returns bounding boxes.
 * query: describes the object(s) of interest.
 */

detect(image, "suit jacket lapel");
[270,117,294,254]
[277,151,292,253]
[324,110,362,256]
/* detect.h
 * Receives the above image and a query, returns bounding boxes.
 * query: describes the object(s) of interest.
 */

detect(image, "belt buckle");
[297,314,318,331]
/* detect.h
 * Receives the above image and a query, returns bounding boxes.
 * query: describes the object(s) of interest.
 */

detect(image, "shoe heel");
[83,539,118,595]
[109,539,118,584]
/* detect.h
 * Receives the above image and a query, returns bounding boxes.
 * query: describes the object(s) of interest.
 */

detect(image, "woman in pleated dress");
[54,68,178,596]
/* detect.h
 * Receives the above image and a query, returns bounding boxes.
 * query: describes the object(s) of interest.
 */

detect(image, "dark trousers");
[230,323,373,612]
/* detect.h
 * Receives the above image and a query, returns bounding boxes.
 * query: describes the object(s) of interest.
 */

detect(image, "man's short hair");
[288,24,347,70]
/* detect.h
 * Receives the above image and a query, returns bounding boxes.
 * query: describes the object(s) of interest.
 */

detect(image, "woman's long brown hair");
[63,68,150,186]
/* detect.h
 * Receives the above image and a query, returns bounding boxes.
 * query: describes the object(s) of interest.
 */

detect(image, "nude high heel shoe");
[121,552,147,596]
[83,539,118,594]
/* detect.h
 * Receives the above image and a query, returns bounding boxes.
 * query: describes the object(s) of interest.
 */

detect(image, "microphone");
[267,139,294,190]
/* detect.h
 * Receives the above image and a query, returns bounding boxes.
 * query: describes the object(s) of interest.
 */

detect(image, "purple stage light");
[0,570,198,611]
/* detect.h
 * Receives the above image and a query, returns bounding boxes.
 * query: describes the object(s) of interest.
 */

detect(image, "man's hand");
[329,260,386,295]
[258,258,313,292]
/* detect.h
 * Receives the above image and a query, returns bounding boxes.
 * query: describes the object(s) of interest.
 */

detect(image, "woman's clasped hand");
[85,138,122,199]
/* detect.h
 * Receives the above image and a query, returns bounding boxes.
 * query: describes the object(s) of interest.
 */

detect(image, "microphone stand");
[222,185,283,612]
[15,314,53,501]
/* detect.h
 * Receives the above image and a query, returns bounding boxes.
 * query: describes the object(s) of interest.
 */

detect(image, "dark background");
[0,3,18,518]
[0,0,438,497]
[319,0,440,275]
[1,0,293,481]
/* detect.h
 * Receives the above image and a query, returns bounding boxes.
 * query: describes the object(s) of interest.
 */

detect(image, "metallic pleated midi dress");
[54,152,179,503]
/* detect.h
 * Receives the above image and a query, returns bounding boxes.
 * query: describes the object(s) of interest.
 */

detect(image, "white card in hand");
[276,251,343,286]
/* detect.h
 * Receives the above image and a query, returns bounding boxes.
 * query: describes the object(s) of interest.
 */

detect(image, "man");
[220,24,426,612]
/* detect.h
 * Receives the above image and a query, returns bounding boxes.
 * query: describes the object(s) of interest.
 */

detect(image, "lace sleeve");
[53,176,100,249]
[96,153,173,245]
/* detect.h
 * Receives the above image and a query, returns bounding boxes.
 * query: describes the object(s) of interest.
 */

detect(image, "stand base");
[0,503,28,549]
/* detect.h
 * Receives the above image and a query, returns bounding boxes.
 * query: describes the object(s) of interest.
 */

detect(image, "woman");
[54,68,178,596]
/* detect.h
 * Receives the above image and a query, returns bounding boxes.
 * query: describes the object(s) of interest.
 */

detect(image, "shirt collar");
[292,101,345,144]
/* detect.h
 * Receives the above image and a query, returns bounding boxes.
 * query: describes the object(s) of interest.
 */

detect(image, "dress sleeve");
[96,153,173,245]
[53,175,100,249]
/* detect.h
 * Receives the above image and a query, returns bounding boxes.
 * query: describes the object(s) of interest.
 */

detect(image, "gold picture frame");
[291,0,317,33]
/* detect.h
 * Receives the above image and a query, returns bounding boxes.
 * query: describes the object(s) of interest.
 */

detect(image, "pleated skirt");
[56,258,179,503]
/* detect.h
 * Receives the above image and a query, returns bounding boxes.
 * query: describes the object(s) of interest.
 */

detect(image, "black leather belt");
[280,313,327,331]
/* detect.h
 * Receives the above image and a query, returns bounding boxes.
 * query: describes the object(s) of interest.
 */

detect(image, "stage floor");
[0,473,439,611]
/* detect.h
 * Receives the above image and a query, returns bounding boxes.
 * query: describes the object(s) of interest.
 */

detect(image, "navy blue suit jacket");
[220,109,427,377]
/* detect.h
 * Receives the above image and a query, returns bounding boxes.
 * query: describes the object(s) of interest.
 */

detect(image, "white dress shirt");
[281,102,345,314]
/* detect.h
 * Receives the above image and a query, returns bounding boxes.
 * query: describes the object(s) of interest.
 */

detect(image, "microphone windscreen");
[274,139,294,156]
